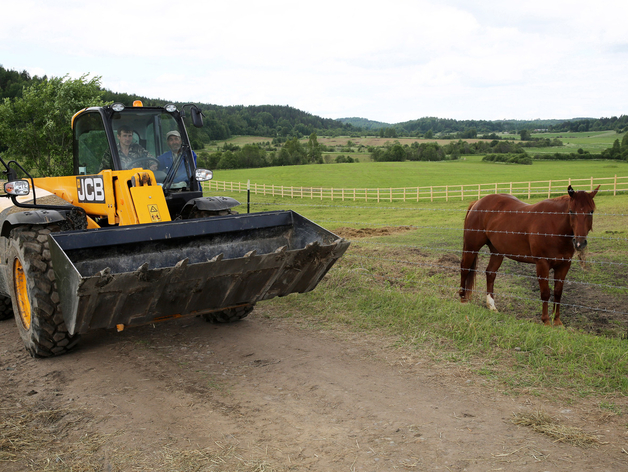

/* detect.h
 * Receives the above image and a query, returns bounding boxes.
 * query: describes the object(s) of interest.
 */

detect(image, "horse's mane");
[547,192,596,211]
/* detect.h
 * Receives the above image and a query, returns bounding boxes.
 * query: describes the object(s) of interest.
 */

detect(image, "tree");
[0,74,105,176]
[519,129,532,141]
[307,132,322,163]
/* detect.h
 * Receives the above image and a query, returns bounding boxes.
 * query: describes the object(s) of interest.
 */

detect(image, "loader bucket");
[47,211,350,335]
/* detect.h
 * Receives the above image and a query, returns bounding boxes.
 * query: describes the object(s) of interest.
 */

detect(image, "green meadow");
[212,155,627,189]
[204,157,628,400]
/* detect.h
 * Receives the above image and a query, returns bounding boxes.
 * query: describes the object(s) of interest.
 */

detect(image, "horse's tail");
[459,250,477,301]
[464,200,478,224]
[460,200,479,302]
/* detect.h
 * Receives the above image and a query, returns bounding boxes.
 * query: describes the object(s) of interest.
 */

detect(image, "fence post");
[509,182,512,195]
[461,185,464,200]
[478,184,481,199]
[528,182,531,199]
[446,185,449,202]
[320,187,323,200]
[430,186,433,202]
[377,188,380,203]
[417,187,420,202]
[614,174,617,196]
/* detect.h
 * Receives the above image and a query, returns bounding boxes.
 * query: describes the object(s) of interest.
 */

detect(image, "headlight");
[112,102,125,112]
[4,180,30,196]
[195,169,213,182]
[165,103,178,113]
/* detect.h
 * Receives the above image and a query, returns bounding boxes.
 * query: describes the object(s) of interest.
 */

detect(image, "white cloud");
[1,0,627,122]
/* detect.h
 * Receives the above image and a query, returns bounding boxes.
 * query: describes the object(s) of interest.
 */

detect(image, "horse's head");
[567,185,599,251]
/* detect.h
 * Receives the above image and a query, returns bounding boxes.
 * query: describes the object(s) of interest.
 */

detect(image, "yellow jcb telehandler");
[0,101,349,357]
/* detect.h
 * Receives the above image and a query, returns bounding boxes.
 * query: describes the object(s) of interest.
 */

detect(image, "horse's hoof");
[543,320,551,326]
[486,295,498,312]
[553,320,564,327]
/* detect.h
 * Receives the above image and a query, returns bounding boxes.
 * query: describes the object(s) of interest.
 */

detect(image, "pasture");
[211,130,625,156]
[205,158,628,397]
[212,155,627,189]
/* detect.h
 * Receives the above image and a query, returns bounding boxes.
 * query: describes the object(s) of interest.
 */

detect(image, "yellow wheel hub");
[14,259,31,330]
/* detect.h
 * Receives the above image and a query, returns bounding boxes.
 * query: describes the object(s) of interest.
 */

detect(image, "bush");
[482,153,532,165]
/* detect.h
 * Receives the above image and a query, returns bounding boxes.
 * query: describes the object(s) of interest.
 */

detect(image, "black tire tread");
[9,225,79,357]
[202,304,254,323]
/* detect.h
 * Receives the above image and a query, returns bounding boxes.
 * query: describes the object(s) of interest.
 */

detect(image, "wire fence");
[203,175,628,202]
[236,197,628,335]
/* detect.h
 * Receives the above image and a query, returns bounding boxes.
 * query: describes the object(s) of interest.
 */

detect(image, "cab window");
[74,112,109,175]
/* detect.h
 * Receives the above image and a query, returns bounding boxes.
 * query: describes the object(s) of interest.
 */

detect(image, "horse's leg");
[551,261,572,327]
[459,234,486,303]
[535,260,552,325]
[485,252,504,312]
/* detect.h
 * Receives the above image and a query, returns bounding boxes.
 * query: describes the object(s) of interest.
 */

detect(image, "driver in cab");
[116,125,157,170]
[157,130,197,186]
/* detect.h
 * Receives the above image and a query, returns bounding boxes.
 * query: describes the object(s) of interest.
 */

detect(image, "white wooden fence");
[202,175,627,202]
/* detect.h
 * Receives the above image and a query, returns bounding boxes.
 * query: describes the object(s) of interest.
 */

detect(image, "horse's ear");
[590,185,600,198]
[568,185,575,198]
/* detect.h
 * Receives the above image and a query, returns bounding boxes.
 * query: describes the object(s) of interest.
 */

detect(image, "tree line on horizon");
[2,65,627,144]
[1,66,626,175]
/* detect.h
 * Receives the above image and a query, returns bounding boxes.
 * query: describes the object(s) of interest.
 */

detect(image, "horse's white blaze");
[487,294,498,312]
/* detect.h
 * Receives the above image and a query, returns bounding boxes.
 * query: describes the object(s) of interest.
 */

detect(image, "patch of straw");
[511,410,600,447]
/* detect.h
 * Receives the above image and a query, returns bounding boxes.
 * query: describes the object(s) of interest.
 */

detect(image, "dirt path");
[1,307,627,471]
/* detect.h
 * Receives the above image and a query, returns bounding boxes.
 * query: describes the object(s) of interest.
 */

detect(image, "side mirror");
[191,106,204,128]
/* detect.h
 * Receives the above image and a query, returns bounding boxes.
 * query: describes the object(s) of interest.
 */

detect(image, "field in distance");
[210,130,624,155]
[210,155,627,190]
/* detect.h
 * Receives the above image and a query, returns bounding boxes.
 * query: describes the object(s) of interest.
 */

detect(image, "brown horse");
[459,185,599,325]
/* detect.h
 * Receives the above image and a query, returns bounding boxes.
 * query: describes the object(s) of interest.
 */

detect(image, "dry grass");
[511,410,601,447]
[0,396,280,472]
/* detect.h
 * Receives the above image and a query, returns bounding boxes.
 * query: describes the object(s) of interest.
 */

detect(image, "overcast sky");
[2,0,627,123]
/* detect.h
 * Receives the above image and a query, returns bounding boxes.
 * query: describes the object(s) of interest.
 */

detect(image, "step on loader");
[0,101,349,357]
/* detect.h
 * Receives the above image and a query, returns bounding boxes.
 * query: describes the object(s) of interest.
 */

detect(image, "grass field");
[211,130,626,156]
[212,155,628,189]
[204,158,628,398]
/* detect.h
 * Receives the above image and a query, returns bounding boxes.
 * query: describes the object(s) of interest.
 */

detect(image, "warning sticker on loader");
[148,204,162,222]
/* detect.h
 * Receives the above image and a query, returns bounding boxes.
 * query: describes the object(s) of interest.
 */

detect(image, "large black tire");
[8,225,80,357]
[0,295,13,321]
[187,208,239,219]
[202,304,255,323]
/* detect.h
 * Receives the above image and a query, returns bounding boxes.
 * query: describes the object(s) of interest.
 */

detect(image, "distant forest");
[2,65,627,145]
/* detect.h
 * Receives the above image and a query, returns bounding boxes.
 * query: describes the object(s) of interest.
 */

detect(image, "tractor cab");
[72,101,210,216]
[72,102,202,190]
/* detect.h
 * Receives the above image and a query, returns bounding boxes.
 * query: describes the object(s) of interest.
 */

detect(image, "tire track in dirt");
[1,311,627,471]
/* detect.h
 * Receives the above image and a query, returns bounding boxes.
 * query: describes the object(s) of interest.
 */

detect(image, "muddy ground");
[1,307,627,471]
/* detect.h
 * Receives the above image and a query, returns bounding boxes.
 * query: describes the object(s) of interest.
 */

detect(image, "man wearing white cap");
[157,130,197,187]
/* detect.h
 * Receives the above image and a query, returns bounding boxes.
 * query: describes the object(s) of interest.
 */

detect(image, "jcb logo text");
[77,176,105,203]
